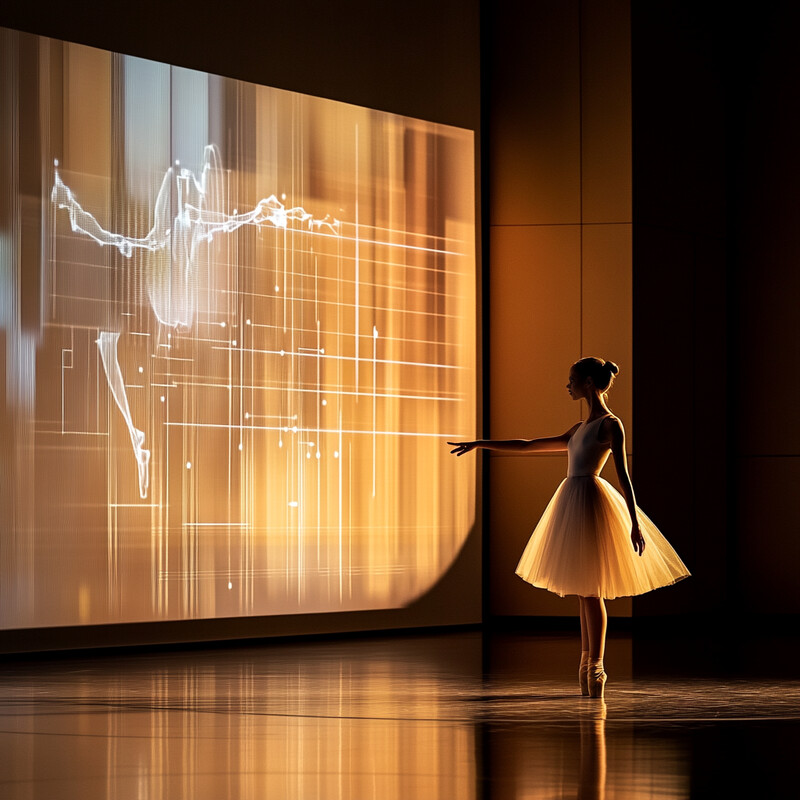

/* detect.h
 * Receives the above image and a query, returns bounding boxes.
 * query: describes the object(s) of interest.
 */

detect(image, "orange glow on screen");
[0,30,476,628]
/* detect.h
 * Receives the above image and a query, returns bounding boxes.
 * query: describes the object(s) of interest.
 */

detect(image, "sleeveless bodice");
[567,415,612,477]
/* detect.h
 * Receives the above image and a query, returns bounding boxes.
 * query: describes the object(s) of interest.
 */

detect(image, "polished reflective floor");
[1,626,798,798]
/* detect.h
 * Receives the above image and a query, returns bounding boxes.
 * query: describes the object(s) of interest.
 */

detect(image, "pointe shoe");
[579,653,590,696]
[588,659,607,699]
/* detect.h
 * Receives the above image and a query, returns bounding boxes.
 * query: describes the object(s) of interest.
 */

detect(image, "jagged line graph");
[52,145,340,499]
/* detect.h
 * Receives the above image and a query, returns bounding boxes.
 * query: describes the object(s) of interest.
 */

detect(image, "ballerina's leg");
[582,596,607,660]
[582,596,608,698]
[578,597,591,695]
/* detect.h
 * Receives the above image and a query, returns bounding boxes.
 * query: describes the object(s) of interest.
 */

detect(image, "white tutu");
[515,415,690,599]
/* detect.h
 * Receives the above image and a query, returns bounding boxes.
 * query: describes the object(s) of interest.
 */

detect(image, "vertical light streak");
[372,325,378,498]
[60,346,72,433]
[338,407,343,604]
[354,125,360,397]
[348,442,353,599]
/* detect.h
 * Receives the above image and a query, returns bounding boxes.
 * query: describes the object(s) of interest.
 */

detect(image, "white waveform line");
[209,344,461,370]
[51,145,341,500]
[195,290,460,320]
[294,226,464,256]
[161,379,461,403]
[52,146,338,266]
[163,422,459,438]
[235,320,458,349]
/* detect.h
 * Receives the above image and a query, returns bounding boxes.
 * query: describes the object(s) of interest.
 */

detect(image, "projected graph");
[0,30,476,628]
[53,145,340,499]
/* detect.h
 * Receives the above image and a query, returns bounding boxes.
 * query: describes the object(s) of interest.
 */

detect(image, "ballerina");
[448,357,690,698]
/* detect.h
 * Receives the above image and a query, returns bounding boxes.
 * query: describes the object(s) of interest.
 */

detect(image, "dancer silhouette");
[449,358,690,697]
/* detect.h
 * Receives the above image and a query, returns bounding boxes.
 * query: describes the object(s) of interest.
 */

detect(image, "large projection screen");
[0,29,477,630]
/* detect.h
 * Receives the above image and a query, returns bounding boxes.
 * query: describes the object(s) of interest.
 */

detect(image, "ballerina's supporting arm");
[447,422,581,456]
[605,417,646,556]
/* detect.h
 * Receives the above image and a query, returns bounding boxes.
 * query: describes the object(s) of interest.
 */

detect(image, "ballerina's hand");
[448,440,478,456]
[631,526,645,556]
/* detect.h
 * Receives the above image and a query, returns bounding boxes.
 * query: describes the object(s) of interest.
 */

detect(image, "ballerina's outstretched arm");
[448,422,582,456]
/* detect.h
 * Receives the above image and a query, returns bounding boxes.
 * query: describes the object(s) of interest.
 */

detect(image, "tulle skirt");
[515,475,690,599]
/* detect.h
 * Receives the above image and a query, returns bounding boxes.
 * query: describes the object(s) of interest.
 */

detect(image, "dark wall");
[728,6,800,614]
[630,1,729,615]
[1,0,479,130]
[631,2,800,616]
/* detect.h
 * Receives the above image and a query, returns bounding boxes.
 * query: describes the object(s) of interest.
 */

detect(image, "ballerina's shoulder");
[598,414,624,447]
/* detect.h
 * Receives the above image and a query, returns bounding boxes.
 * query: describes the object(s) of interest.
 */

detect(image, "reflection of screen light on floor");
[0,26,476,629]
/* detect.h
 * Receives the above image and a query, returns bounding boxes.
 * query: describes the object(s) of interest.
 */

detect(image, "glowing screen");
[0,29,476,628]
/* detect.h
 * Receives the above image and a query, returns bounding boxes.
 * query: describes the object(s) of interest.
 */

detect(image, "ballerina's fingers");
[447,441,473,456]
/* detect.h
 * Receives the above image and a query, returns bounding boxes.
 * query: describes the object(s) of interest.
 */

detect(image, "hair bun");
[604,360,619,375]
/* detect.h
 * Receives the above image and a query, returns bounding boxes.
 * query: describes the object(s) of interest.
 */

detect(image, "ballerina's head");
[567,357,619,400]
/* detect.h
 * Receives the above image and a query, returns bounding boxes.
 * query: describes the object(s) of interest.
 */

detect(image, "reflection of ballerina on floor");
[52,145,339,499]
[578,700,607,800]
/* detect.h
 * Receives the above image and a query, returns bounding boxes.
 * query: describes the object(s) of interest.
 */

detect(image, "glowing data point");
[186,461,192,469]
[280,349,285,356]
[321,399,327,406]
[220,321,226,328]
[334,451,339,458]
[275,285,280,293]
[227,581,233,590]
[288,500,298,507]
[246,319,251,325]
[160,396,165,402]
[244,412,250,419]
[138,366,144,374]
[238,443,243,451]
[315,452,321,459]
[54,158,59,166]
[291,425,297,433]
[306,452,311,459]
[232,340,237,347]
